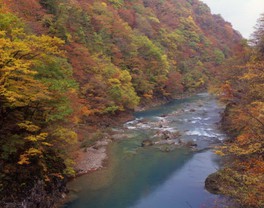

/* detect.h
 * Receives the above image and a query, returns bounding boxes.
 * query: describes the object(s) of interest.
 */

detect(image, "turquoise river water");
[63,93,226,208]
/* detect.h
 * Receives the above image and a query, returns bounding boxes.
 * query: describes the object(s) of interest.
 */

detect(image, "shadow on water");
[64,143,194,208]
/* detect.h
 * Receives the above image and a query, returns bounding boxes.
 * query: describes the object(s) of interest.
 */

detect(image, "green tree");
[0,11,77,200]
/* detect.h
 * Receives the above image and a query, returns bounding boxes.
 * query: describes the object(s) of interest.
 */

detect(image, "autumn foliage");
[0,0,245,206]
[212,14,264,208]
[5,0,242,111]
[0,6,77,203]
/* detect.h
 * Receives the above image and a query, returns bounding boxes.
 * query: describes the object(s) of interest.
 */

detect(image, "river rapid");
[63,93,226,208]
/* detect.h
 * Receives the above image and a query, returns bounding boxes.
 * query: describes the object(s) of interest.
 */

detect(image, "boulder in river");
[141,139,154,147]
[159,145,175,152]
[185,141,198,147]
[161,131,171,140]
[172,131,182,138]
[205,172,222,194]
[140,118,149,124]
[154,130,182,141]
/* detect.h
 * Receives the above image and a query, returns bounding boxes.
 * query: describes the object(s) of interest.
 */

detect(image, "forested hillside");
[5,0,243,113]
[206,14,264,208]
[0,0,244,207]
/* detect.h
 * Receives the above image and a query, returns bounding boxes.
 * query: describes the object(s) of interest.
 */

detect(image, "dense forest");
[0,0,262,207]
[205,14,264,208]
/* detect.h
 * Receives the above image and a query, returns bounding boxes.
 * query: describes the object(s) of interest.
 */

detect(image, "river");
[63,93,225,208]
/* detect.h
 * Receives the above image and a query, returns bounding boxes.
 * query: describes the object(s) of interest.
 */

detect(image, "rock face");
[205,172,222,195]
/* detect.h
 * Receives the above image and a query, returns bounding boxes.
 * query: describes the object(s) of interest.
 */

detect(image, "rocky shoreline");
[73,139,112,175]
[70,92,211,176]
[61,92,213,207]
[70,99,177,175]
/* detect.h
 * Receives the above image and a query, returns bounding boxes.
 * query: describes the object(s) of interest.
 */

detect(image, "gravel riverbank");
[73,139,112,175]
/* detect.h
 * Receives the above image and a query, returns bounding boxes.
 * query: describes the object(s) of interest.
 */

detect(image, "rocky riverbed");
[64,93,226,208]
[73,93,225,175]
